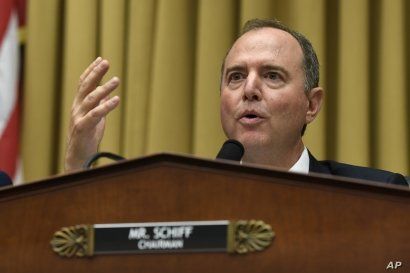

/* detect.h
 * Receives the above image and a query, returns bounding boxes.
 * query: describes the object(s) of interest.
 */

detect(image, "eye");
[228,72,244,82]
[265,72,280,81]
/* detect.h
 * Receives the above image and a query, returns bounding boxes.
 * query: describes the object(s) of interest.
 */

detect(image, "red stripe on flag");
[0,0,14,44]
[0,96,20,178]
[16,0,26,27]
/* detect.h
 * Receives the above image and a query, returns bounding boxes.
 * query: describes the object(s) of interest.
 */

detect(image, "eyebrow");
[260,65,290,78]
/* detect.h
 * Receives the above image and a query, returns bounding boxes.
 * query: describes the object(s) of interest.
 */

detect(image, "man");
[65,18,408,186]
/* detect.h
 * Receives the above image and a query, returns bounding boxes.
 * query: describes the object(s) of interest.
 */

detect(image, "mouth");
[243,114,259,119]
[238,111,265,125]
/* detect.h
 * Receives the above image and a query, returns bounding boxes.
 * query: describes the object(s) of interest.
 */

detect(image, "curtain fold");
[337,0,369,166]
[23,0,62,180]
[376,0,407,173]
[122,0,156,157]
[22,0,410,182]
[146,0,196,154]
[192,0,236,157]
[98,0,126,161]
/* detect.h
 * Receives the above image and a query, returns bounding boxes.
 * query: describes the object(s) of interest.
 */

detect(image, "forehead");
[225,27,304,70]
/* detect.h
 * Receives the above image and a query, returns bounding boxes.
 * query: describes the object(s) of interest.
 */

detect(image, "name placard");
[94,221,228,254]
[50,220,274,258]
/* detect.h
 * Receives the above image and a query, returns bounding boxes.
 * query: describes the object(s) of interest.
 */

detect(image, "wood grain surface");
[0,153,409,273]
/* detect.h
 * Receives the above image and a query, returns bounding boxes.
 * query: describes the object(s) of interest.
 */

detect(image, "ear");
[305,87,324,124]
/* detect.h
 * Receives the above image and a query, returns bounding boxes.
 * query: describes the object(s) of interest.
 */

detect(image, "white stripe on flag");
[0,11,19,136]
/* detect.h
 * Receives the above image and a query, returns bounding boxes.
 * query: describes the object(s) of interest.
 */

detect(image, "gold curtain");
[22,0,410,182]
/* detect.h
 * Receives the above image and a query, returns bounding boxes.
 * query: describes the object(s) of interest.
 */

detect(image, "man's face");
[220,27,310,155]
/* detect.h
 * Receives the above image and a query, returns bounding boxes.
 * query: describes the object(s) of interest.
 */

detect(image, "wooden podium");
[1,153,409,273]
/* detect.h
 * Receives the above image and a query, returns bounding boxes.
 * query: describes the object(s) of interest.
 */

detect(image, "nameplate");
[50,220,274,258]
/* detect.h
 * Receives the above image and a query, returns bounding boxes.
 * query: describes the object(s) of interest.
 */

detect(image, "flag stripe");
[0,5,21,183]
[0,0,14,45]
[0,12,19,135]
[0,96,19,176]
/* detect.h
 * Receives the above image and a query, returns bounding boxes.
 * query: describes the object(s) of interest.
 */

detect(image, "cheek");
[220,93,235,133]
[220,95,229,119]
[266,94,291,115]
[266,93,307,122]
[220,96,230,114]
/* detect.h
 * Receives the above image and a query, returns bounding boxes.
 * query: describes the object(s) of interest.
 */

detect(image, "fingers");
[79,57,102,83]
[77,58,110,101]
[77,76,120,116]
[76,96,120,132]
[66,57,120,172]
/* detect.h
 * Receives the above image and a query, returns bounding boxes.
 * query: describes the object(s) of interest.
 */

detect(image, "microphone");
[83,152,125,169]
[216,139,244,161]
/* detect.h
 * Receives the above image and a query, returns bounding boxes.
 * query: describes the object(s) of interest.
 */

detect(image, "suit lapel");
[308,150,331,174]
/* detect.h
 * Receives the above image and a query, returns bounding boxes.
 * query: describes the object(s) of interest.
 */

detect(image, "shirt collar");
[289,147,309,174]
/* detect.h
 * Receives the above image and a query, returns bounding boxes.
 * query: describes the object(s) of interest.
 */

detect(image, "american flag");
[0,0,25,185]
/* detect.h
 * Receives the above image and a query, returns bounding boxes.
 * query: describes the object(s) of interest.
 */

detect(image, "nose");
[243,72,262,101]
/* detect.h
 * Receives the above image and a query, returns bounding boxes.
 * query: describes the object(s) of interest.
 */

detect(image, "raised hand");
[65,57,120,171]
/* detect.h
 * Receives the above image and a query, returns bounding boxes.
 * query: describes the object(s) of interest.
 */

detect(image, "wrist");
[64,154,86,172]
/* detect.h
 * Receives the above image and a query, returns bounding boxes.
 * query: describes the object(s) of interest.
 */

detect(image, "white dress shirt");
[289,147,309,174]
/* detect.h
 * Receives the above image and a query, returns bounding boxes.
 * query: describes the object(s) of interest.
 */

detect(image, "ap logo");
[386,261,402,270]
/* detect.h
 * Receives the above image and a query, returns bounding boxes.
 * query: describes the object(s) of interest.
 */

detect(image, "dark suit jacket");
[309,152,409,186]
[0,171,12,187]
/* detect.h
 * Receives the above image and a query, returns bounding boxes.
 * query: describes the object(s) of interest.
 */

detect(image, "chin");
[237,133,271,150]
